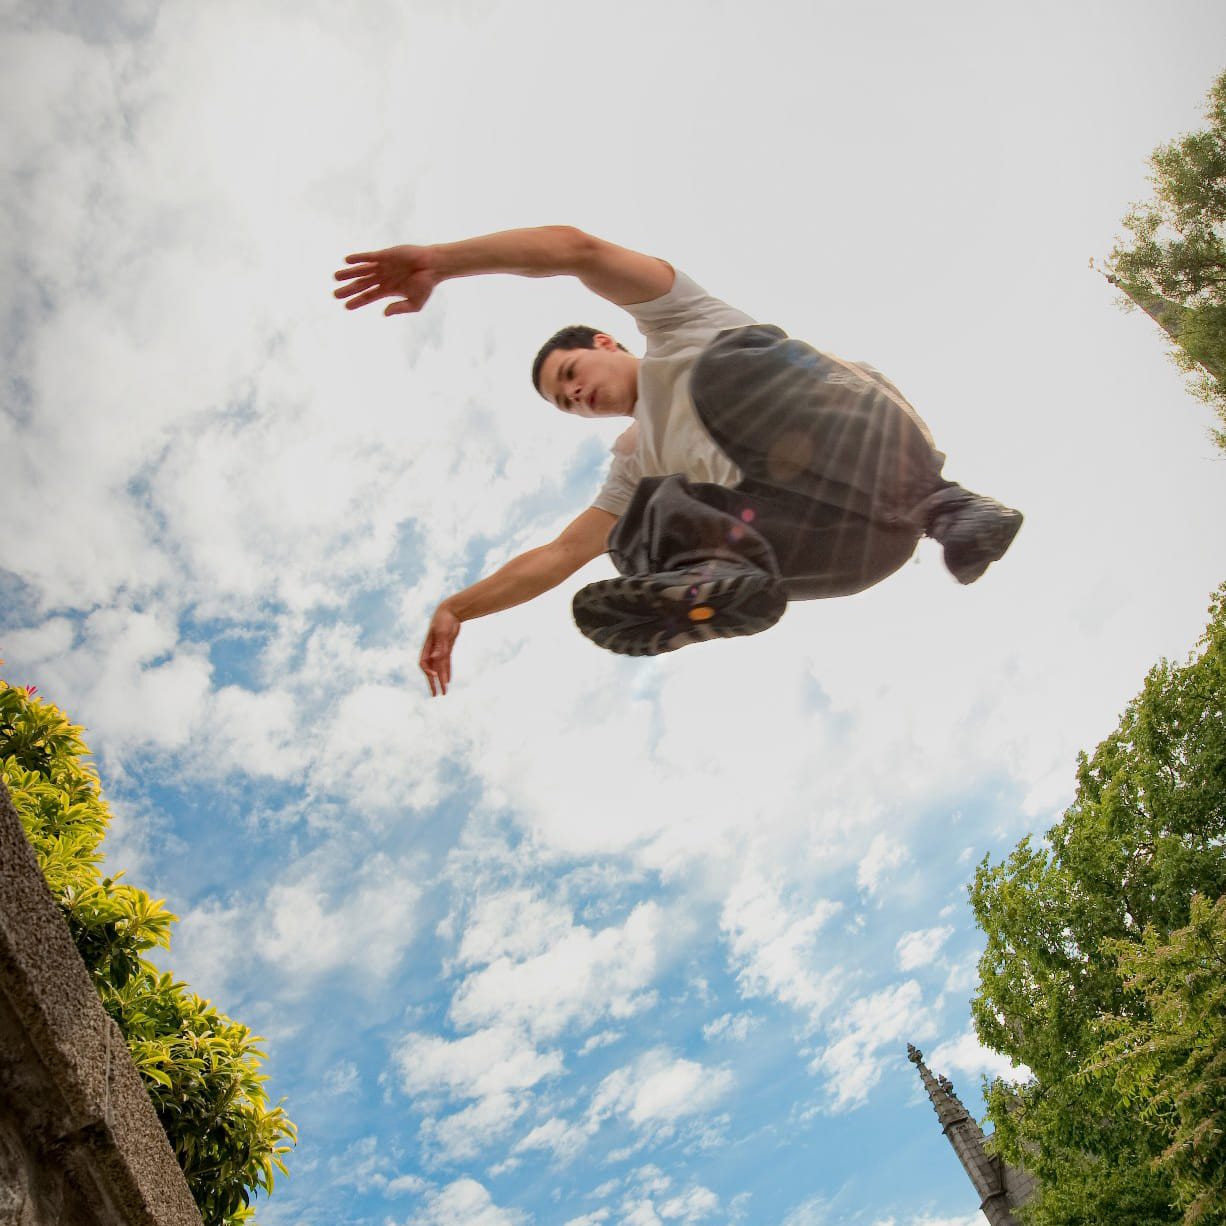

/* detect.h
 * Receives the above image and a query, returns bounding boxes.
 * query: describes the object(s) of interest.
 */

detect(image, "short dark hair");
[531,325,627,395]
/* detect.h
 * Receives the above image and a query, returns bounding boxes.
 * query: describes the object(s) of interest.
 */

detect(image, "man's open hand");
[334,245,441,316]
[419,605,461,697]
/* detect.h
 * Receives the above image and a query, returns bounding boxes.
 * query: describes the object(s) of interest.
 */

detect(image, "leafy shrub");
[0,675,295,1226]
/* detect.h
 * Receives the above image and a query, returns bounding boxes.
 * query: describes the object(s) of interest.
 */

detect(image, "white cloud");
[255,854,422,988]
[310,681,457,815]
[857,834,911,896]
[421,1092,526,1163]
[869,1217,984,1226]
[895,926,955,972]
[813,981,938,1111]
[394,1026,563,1103]
[702,1013,760,1043]
[721,873,843,1024]
[943,952,981,995]
[776,1197,831,1226]
[0,619,74,676]
[621,1202,663,1226]
[326,1134,424,1195]
[196,685,308,782]
[580,1030,623,1056]
[627,1166,673,1197]
[327,1135,386,1188]
[455,888,580,967]
[5,611,298,780]
[94,792,169,886]
[658,1186,719,1222]
[610,1170,721,1226]
[23,608,212,755]
[514,1115,591,1164]
[385,1174,428,1198]
[322,1060,360,1097]
[589,1050,734,1138]
[169,849,423,1004]
[448,902,663,1040]
[926,1029,1030,1088]
[401,1179,524,1226]
[167,897,247,1008]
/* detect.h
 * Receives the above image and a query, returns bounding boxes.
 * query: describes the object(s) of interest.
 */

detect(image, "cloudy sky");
[3,3,1225,1225]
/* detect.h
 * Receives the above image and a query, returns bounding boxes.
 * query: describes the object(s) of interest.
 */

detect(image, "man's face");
[537,334,639,419]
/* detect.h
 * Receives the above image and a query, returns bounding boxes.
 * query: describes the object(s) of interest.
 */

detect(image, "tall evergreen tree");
[1105,70,1226,449]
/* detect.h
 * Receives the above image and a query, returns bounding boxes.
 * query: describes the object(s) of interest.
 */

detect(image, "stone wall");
[0,778,202,1226]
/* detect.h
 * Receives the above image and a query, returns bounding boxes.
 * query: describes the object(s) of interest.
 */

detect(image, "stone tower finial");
[906,1044,1037,1226]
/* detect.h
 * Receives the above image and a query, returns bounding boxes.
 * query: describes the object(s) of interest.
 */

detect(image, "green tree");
[0,675,296,1226]
[969,584,1226,1225]
[1086,893,1226,1225]
[1104,69,1226,449]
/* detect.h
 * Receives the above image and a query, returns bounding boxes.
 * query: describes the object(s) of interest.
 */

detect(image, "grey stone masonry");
[0,777,203,1226]
[906,1044,1038,1226]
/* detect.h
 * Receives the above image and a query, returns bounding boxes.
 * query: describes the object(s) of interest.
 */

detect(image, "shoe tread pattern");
[573,569,786,656]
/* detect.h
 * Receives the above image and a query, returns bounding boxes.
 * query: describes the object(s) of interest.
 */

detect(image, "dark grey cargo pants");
[607,324,967,601]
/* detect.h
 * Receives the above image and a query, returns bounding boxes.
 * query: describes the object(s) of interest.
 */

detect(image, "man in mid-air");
[334,226,1021,696]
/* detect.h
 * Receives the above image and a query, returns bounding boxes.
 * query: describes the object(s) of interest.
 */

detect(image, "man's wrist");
[430,238,484,281]
[419,244,450,283]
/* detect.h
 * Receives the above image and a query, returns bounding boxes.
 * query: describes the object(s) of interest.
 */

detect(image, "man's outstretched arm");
[419,505,618,696]
[334,226,674,315]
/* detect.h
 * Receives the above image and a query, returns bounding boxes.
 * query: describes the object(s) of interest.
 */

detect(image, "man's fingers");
[419,656,440,696]
[333,275,378,299]
[431,652,451,695]
[385,299,422,316]
[420,613,459,699]
[419,641,452,697]
[421,662,448,697]
[334,263,377,282]
[344,285,396,311]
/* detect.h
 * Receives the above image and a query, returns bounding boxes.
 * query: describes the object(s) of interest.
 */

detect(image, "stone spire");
[906,1044,1037,1226]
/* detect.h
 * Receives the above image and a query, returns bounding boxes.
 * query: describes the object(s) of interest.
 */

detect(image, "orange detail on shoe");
[688,606,716,622]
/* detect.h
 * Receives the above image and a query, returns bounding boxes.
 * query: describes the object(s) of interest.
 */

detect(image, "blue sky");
[3,3,1226,1226]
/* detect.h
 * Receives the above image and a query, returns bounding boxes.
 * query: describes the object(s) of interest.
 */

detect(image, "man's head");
[532,325,639,419]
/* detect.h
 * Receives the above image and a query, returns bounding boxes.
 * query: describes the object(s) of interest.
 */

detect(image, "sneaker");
[573,562,787,656]
[932,497,1023,585]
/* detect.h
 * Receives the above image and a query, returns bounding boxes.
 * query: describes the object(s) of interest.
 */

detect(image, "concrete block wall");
[0,778,203,1226]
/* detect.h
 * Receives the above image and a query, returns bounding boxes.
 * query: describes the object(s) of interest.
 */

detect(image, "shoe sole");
[573,570,787,656]
[950,509,1023,584]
